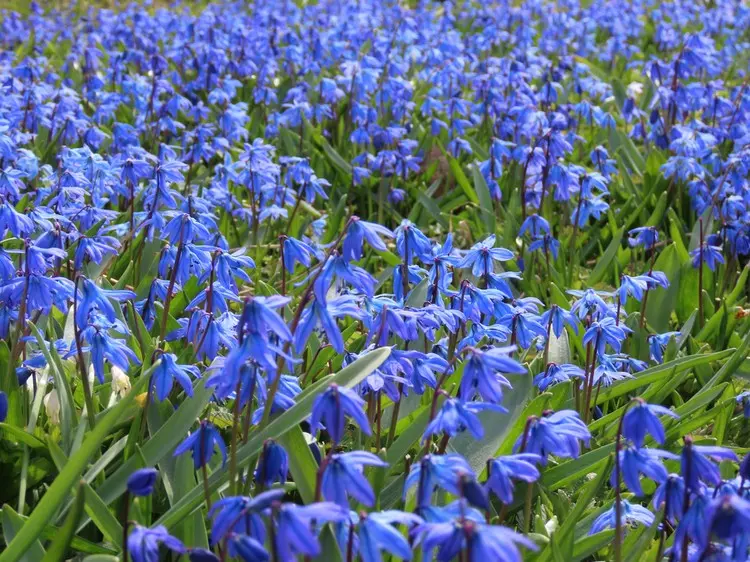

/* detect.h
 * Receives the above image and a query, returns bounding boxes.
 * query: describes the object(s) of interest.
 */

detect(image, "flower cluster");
[0,1,748,562]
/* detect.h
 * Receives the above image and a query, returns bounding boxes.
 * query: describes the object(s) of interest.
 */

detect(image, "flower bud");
[127,468,159,497]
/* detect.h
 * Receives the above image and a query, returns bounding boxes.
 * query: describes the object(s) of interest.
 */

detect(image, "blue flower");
[617,274,651,305]
[237,296,292,341]
[0,391,7,423]
[282,236,317,271]
[188,548,220,562]
[690,243,725,271]
[294,295,365,353]
[127,468,159,497]
[459,346,526,404]
[737,391,750,418]
[395,220,433,264]
[704,493,750,545]
[514,410,591,464]
[614,445,677,496]
[423,398,507,442]
[519,214,550,237]
[416,520,537,562]
[622,400,680,447]
[255,440,289,488]
[457,235,514,278]
[208,490,283,545]
[310,384,370,444]
[151,353,199,401]
[486,454,542,504]
[628,227,659,249]
[529,235,560,259]
[682,439,738,491]
[76,321,140,384]
[652,474,685,524]
[648,332,680,363]
[540,305,579,338]
[404,454,474,509]
[227,535,268,562]
[583,317,631,355]
[322,451,388,508]
[274,502,348,560]
[589,500,654,535]
[127,525,185,562]
[75,277,136,327]
[533,363,585,392]
[357,510,423,562]
[174,421,228,470]
[343,217,393,262]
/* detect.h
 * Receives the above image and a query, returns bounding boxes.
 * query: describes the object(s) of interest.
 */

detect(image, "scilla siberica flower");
[589,500,654,535]
[404,454,474,509]
[485,454,542,503]
[174,420,227,469]
[310,383,370,444]
[514,410,591,464]
[356,510,423,562]
[690,242,725,270]
[254,440,289,488]
[127,468,159,497]
[457,235,514,278]
[321,451,388,508]
[622,399,680,447]
[422,397,507,442]
[128,525,185,562]
[459,346,526,404]
[681,437,738,491]
[273,501,348,560]
[150,352,199,401]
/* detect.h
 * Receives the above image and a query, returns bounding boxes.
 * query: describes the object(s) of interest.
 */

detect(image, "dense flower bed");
[0,1,749,561]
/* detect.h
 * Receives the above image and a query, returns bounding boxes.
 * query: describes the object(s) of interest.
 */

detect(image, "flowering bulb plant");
[0,1,749,562]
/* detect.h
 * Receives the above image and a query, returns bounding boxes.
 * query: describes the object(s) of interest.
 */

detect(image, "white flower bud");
[44,390,60,425]
[111,366,131,399]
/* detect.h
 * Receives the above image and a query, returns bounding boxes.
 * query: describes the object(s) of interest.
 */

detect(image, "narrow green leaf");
[29,322,77,453]
[587,228,623,286]
[0,423,47,448]
[2,505,46,562]
[471,164,496,234]
[41,482,85,562]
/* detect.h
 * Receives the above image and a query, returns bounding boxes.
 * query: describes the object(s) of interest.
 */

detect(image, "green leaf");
[41,481,85,562]
[279,426,319,504]
[471,164,496,234]
[542,446,615,490]
[596,349,733,405]
[0,423,47,448]
[442,152,478,204]
[587,228,623,286]
[700,330,750,391]
[2,505,46,562]
[572,530,614,561]
[0,373,147,562]
[29,322,77,453]
[48,440,124,548]
[154,347,391,531]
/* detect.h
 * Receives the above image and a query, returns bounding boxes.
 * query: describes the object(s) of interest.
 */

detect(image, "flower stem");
[614,400,636,562]
[228,379,242,495]
[73,276,97,430]
[120,491,130,561]
[698,219,705,328]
